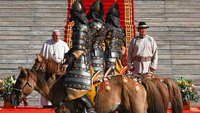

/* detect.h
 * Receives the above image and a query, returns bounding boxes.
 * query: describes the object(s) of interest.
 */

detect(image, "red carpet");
[168,107,200,113]
[0,107,55,113]
[0,107,200,113]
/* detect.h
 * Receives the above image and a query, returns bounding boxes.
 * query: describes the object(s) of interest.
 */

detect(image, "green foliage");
[176,77,200,103]
[0,75,16,101]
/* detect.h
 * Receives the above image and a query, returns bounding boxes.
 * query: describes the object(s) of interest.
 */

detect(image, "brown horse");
[143,74,183,113]
[31,54,148,113]
[97,75,168,113]
[96,75,148,113]
[28,54,166,113]
[11,67,75,113]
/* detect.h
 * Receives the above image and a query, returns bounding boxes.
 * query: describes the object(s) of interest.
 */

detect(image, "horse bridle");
[22,70,33,90]
[33,58,48,72]
[11,69,34,106]
[33,58,62,74]
[12,69,33,95]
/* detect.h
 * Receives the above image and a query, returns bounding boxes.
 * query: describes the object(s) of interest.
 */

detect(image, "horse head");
[10,66,35,106]
[32,54,47,72]
[33,54,61,74]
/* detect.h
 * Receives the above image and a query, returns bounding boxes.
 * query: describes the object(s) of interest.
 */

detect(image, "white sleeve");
[40,43,46,57]
[150,39,158,70]
[64,43,70,53]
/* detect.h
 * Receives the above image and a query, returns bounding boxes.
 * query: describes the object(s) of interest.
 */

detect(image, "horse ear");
[36,54,43,62]
[21,67,28,76]
[18,66,22,70]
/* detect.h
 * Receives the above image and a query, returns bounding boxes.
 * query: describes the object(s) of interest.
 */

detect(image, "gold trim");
[124,0,134,48]
[67,0,75,48]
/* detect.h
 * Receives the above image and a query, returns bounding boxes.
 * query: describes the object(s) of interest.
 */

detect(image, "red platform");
[168,107,200,113]
[0,107,55,113]
[0,107,200,113]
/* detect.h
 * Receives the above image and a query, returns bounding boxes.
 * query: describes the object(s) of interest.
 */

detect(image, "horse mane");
[47,57,56,63]
[36,54,62,74]
[31,69,47,86]
[36,54,58,64]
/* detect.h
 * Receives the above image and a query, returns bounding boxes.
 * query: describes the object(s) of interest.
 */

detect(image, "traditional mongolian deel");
[104,3,126,75]
[127,34,158,74]
[87,0,107,78]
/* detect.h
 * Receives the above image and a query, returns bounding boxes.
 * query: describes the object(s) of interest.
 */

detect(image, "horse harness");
[33,58,62,73]
[13,69,33,92]
[32,58,64,88]
[33,58,47,72]
[12,69,34,105]
[21,69,33,90]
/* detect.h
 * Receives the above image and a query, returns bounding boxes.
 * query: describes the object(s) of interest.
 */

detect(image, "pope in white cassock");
[40,30,69,106]
[40,30,69,63]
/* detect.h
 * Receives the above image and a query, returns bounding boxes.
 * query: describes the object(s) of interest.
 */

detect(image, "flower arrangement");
[0,75,16,102]
[176,77,200,103]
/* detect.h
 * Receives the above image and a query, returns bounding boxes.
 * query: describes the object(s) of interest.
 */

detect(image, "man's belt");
[133,56,152,62]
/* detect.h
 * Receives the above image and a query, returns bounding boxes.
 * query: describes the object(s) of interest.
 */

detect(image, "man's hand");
[150,67,155,73]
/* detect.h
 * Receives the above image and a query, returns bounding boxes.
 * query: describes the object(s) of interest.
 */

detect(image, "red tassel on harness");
[100,82,105,92]
[23,97,28,106]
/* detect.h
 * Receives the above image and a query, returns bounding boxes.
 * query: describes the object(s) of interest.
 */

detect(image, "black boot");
[77,94,96,113]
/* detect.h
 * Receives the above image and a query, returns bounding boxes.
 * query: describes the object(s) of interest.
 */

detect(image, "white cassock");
[40,39,69,106]
[40,39,69,63]
[127,35,158,74]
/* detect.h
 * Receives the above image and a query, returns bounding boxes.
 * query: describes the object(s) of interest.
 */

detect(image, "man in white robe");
[127,22,158,74]
[40,30,69,106]
[40,30,69,63]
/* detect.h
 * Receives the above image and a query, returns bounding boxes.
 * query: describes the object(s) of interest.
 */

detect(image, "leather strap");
[133,56,151,62]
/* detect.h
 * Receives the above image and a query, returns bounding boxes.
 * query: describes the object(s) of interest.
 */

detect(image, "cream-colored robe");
[127,35,158,74]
